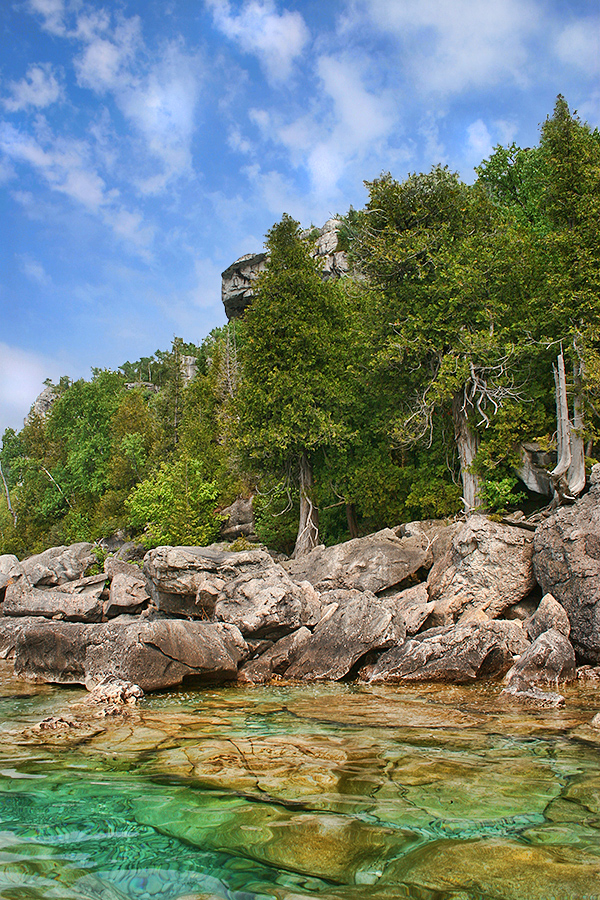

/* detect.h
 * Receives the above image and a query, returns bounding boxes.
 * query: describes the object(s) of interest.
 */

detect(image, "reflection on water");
[0,661,599,899]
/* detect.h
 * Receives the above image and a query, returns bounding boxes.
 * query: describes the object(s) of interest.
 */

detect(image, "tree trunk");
[294,452,319,557]
[0,460,16,526]
[452,390,480,513]
[550,350,585,501]
[346,502,359,539]
[567,358,586,496]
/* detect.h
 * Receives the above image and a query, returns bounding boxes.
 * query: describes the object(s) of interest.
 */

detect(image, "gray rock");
[427,515,536,626]
[4,573,107,622]
[0,616,47,659]
[104,557,144,579]
[14,619,248,691]
[85,675,144,704]
[219,497,256,541]
[221,252,268,319]
[284,528,432,594]
[213,571,321,639]
[103,572,150,619]
[533,465,600,662]
[516,442,555,497]
[392,583,435,635]
[524,593,570,642]
[503,628,576,693]
[0,554,22,578]
[285,589,406,682]
[20,543,96,587]
[238,627,312,684]
[367,620,529,684]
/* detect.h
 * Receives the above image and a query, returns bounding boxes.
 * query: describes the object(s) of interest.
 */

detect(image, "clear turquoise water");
[0,664,599,899]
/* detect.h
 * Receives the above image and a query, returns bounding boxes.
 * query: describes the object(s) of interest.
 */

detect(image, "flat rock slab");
[533,465,600,661]
[284,528,432,594]
[4,574,107,622]
[367,620,529,684]
[285,589,406,681]
[13,619,248,691]
[427,515,536,626]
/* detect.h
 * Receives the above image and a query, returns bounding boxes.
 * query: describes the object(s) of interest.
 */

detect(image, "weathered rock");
[219,497,256,541]
[221,251,268,319]
[503,628,576,695]
[516,441,555,497]
[86,674,144,704]
[238,626,312,684]
[0,554,22,578]
[533,464,600,661]
[0,616,47,659]
[3,573,107,622]
[285,590,406,682]
[285,528,432,594]
[392,582,435,635]
[104,557,144,579]
[20,543,96,586]
[14,619,248,691]
[524,593,570,641]
[143,545,277,618]
[213,570,321,640]
[103,572,150,618]
[427,515,536,626]
[367,620,529,684]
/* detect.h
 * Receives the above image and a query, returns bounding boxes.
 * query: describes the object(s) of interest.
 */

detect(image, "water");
[0,661,599,899]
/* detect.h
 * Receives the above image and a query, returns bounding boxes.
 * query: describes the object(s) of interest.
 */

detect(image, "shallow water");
[0,663,599,899]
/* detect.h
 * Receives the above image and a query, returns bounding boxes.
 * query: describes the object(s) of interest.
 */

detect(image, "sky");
[1,0,599,436]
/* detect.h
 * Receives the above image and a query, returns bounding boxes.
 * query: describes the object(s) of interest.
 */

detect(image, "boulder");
[0,616,47,659]
[524,593,570,642]
[284,528,432,594]
[143,545,277,618]
[3,573,107,622]
[533,465,600,661]
[219,497,256,541]
[285,589,406,682]
[0,554,22,578]
[503,629,576,693]
[213,571,321,640]
[13,619,248,691]
[238,627,312,684]
[86,675,144,705]
[20,543,96,586]
[427,515,536,626]
[392,582,435,635]
[103,572,150,618]
[366,620,529,684]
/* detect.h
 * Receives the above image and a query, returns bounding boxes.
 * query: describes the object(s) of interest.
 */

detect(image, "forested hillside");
[2,97,599,558]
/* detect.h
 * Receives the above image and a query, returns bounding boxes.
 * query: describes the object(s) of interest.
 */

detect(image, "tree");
[236,214,351,555]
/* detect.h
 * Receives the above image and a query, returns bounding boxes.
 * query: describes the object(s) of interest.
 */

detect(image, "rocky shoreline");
[1,466,599,711]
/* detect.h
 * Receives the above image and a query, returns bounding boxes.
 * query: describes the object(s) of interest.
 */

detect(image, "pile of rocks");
[1,466,599,706]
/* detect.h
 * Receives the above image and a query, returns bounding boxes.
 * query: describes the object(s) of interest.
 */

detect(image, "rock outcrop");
[533,464,600,662]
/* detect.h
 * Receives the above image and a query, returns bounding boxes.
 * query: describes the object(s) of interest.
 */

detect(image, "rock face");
[285,528,432,594]
[219,497,256,542]
[285,589,406,681]
[427,516,536,626]
[4,573,107,622]
[366,620,529,684]
[533,465,600,662]
[213,570,321,639]
[14,619,248,691]
[20,543,96,587]
[238,627,312,684]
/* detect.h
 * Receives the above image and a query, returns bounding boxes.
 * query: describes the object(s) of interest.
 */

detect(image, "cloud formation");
[2,64,64,112]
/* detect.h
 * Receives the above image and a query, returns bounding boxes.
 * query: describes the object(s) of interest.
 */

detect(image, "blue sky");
[1,0,599,436]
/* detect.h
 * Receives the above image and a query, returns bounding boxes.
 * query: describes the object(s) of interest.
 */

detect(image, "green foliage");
[126,458,221,548]
[252,482,299,555]
[477,475,527,515]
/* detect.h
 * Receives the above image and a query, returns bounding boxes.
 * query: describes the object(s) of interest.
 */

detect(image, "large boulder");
[213,571,321,640]
[285,590,406,681]
[219,497,256,541]
[284,528,433,594]
[20,543,96,587]
[392,582,435,635]
[366,620,529,684]
[103,572,150,619]
[143,546,277,618]
[238,627,312,684]
[3,573,107,622]
[502,629,576,706]
[533,465,600,661]
[427,515,536,626]
[13,619,248,691]
[524,593,570,642]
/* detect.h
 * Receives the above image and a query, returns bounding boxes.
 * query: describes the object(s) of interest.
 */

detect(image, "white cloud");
[555,18,600,75]
[18,254,52,286]
[26,0,66,35]
[466,119,493,160]
[0,343,69,435]
[74,17,142,92]
[352,0,540,94]
[3,64,63,112]
[206,0,309,83]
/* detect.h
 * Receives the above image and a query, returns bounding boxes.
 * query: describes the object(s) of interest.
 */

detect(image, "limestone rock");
[213,571,321,639]
[427,515,536,626]
[221,252,267,319]
[4,573,107,622]
[503,628,576,694]
[284,528,432,594]
[20,543,96,587]
[533,464,600,661]
[86,674,144,704]
[238,626,312,684]
[367,620,529,684]
[103,572,150,618]
[392,582,435,635]
[14,619,248,691]
[219,497,256,541]
[285,589,406,681]
[516,441,555,497]
[524,593,570,641]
